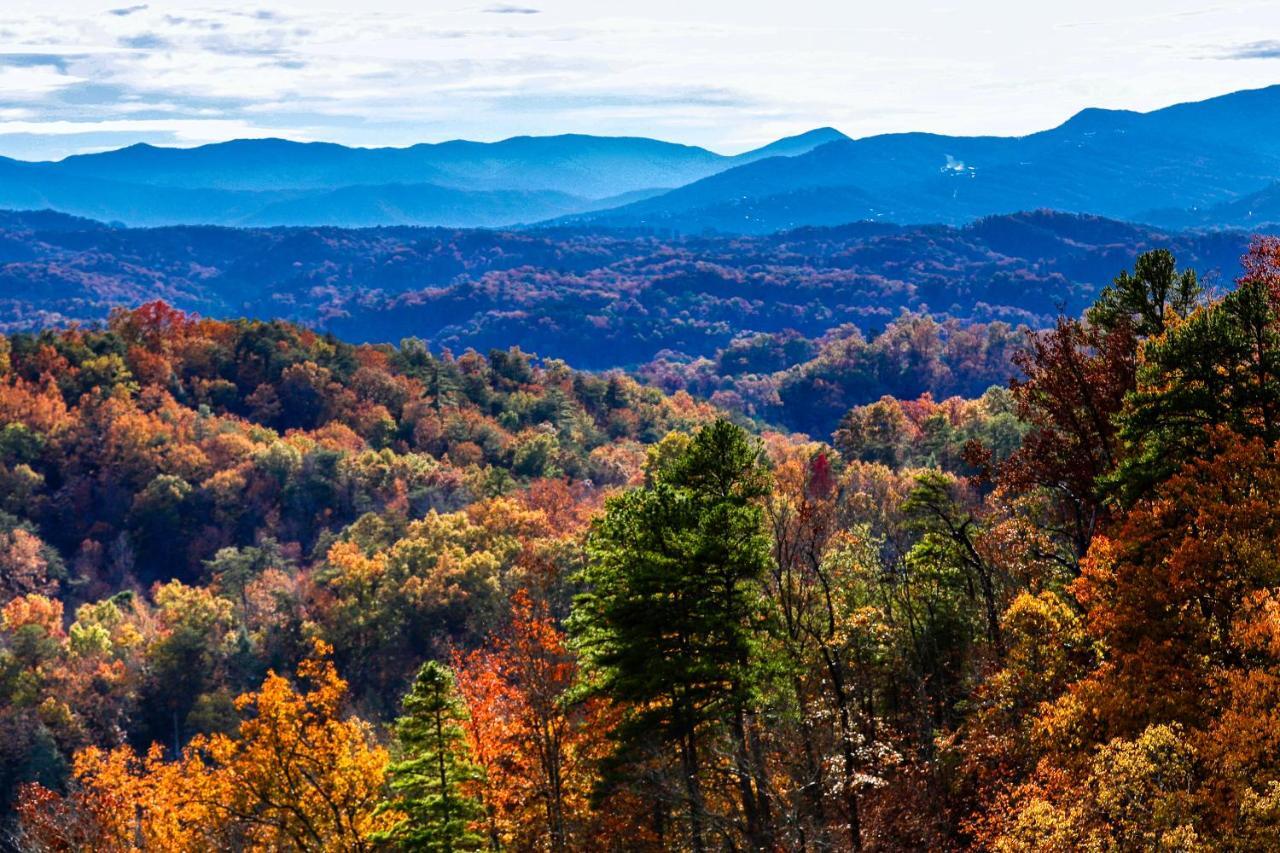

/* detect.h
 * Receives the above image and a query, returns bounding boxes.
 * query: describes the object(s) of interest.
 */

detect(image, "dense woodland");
[1,208,1255,440]
[6,239,1280,850]
[0,208,1250,364]
[639,314,1025,437]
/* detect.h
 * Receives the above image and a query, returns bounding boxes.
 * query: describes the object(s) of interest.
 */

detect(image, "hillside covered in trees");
[0,209,1250,363]
[0,208,1256,440]
[7,240,1280,850]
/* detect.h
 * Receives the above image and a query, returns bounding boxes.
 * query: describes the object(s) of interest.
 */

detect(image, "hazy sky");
[3,0,1280,160]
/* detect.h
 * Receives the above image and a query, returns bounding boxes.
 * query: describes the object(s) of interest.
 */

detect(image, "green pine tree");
[1086,248,1202,338]
[374,660,487,852]
[1111,277,1280,502]
[569,419,774,853]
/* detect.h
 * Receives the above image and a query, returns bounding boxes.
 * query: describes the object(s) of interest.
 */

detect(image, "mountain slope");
[562,85,1280,233]
[10,84,1280,232]
[0,158,603,228]
[0,208,1251,370]
[729,127,850,162]
[239,183,596,228]
[1,129,846,227]
[0,156,289,225]
[1147,180,1280,230]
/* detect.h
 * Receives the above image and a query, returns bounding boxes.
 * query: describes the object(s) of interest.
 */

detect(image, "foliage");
[15,244,1280,851]
[14,641,393,851]
[374,660,486,852]
[570,420,774,851]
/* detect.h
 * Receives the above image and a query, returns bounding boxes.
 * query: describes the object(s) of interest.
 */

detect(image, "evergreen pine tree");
[375,660,487,852]
[569,419,774,852]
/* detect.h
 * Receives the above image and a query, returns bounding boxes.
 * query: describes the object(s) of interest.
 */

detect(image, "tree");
[375,660,486,852]
[994,250,1201,568]
[454,590,623,852]
[184,640,394,850]
[990,431,1280,848]
[762,446,896,850]
[1111,278,1280,502]
[1072,432,1280,739]
[987,724,1201,851]
[1086,248,1201,338]
[0,524,62,599]
[141,581,236,754]
[953,590,1093,837]
[14,641,393,851]
[569,420,775,852]
[998,317,1135,569]
[903,470,1004,659]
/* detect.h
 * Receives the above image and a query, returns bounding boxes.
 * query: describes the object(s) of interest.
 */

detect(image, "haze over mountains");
[0,129,848,228]
[562,85,1280,233]
[3,85,1280,232]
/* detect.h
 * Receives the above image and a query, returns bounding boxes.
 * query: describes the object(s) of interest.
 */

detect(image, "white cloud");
[0,0,1279,158]
[0,64,85,98]
[0,117,315,143]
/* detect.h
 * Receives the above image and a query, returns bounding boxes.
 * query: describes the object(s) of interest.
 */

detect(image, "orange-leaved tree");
[454,589,626,851]
[15,640,394,852]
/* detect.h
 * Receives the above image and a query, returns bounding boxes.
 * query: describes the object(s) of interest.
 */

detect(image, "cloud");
[1223,40,1280,59]
[491,86,759,112]
[163,15,226,31]
[0,53,81,71]
[1,0,1274,164]
[429,28,558,40]
[0,65,85,100]
[119,33,171,50]
[0,117,315,142]
[196,34,287,57]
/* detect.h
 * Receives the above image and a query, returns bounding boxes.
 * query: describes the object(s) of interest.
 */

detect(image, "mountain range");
[0,129,846,228]
[3,85,1280,231]
[559,85,1280,233]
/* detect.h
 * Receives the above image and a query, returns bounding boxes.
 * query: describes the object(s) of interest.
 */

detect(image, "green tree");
[903,470,1003,659]
[375,660,486,852]
[1086,248,1202,338]
[569,420,775,852]
[1111,278,1280,502]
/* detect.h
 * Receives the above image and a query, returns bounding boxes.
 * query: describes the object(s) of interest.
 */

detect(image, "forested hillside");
[8,241,1280,849]
[1,211,1249,354]
[0,210,1253,440]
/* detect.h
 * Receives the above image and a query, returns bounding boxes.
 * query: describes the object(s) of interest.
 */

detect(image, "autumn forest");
[1,230,1280,851]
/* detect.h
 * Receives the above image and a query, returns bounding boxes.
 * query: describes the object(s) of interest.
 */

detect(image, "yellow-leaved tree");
[16,640,395,852]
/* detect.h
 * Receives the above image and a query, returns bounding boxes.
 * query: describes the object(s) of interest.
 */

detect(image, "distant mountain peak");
[737,127,851,160]
[791,126,849,141]
[1053,106,1141,134]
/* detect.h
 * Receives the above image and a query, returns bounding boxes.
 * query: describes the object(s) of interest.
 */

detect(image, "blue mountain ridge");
[0,129,847,227]
[4,86,1280,230]
[555,84,1280,233]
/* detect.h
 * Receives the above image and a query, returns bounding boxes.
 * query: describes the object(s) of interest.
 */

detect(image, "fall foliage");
[9,241,1280,850]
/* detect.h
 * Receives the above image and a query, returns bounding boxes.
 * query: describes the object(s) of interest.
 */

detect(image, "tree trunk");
[680,727,707,853]
[820,646,863,852]
[731,707,766,849]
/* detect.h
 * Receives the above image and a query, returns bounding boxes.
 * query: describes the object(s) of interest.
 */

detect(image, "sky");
[2,0,1280,160]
